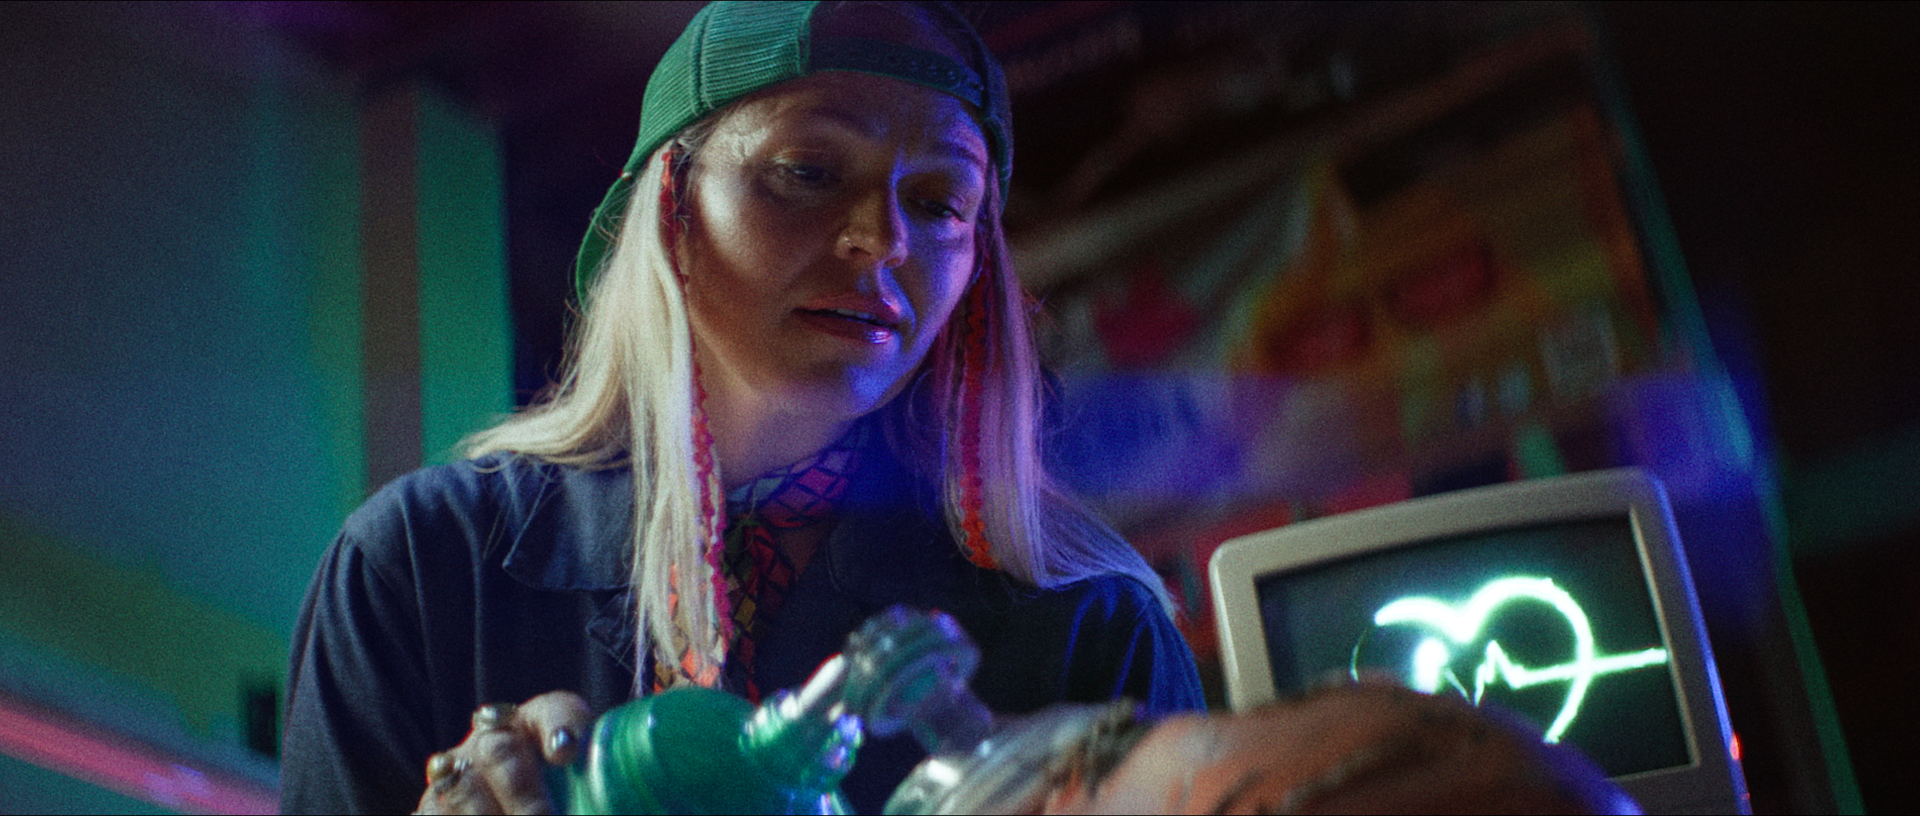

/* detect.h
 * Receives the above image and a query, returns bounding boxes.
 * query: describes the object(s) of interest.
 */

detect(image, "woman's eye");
[778,162,834,186]
[918,197,971,223]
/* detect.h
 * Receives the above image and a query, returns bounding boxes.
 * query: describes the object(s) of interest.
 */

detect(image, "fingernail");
[547,727,577,756]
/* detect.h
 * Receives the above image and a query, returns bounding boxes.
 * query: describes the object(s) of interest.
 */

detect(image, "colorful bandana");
[653,425,865,701]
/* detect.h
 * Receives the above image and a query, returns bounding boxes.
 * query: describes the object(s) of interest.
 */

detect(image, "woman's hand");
[413,691,595,815]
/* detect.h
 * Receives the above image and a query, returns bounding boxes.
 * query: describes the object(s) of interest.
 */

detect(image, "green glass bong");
[549,606,1134,814]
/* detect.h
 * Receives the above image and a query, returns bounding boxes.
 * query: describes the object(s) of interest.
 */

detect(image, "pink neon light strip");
[0,696,277,814]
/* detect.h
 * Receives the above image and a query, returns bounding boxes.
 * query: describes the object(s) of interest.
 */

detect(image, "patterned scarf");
[652,426,864,701]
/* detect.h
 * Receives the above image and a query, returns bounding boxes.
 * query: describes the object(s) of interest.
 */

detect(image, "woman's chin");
[760,377,901,428]
[777,361,921,421]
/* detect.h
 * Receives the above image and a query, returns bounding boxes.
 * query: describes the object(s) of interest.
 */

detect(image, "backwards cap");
[574,0,1012,301]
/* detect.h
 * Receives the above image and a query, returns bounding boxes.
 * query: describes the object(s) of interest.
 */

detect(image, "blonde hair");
[467,133,1171,691]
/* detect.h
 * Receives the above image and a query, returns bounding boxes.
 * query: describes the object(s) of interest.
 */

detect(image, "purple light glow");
[0,694,277,815]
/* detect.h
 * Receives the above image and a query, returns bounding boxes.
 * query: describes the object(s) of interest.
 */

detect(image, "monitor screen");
[1209,468,1748,814]
[1254,517,1688,777]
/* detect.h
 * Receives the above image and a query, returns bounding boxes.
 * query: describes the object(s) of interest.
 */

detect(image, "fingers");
[466,725,553,815]
[514,691,595,766]
[417,750,500,815]
[418,692,592,815]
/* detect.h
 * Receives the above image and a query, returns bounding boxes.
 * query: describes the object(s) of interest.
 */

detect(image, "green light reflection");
[1359,576,1669,743]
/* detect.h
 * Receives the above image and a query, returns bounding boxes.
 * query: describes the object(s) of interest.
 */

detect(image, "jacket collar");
[493,456,635,592]
[488,428,948,597]
[480,439,967,681]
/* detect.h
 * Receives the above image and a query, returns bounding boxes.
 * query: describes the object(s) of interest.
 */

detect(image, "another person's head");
[469,1,1168,689]
[1041,684,1636,815]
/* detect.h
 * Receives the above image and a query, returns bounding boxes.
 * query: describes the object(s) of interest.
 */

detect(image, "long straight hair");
[466,135,1171,693]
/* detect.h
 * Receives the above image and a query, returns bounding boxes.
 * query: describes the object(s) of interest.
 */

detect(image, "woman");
[281,2,1205,813]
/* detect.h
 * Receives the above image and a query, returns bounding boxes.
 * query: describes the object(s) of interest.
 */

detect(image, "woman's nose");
[836,189,909,270]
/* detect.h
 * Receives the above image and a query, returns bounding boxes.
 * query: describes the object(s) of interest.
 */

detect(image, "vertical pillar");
[416,87,510,465]
[359,85,424,491]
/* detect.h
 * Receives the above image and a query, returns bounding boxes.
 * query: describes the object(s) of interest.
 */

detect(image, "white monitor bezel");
[1207,468,1748,814]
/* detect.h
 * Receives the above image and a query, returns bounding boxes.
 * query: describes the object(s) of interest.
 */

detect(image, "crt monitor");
[1208,468,1748,814]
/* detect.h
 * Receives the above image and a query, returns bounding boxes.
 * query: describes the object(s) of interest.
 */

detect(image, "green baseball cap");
[574,0,1013,302]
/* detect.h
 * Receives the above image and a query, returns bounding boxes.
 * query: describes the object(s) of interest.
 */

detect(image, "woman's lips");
[797,306,897,344]
[797,295,904,345]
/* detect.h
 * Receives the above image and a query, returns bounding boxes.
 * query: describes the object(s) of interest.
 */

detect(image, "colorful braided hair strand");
[957,270,1001,572]
[657,146,731,691]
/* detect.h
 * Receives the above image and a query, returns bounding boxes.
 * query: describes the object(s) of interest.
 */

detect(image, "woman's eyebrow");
[800,103,881,139]
[794,103,988,176]
[928,137,989,177]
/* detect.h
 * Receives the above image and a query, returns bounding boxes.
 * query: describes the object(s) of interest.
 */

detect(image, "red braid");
[957,278,1000,571]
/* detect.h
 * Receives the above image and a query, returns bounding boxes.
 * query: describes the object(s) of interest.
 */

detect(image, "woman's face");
[678,71,989,425]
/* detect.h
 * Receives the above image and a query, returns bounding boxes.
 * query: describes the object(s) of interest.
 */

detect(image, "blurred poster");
[991,4,1671,559]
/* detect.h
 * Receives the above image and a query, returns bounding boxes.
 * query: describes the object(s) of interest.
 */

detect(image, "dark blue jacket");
[282,445,1204,814]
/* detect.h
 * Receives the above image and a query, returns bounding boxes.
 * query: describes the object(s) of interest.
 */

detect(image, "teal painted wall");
[417,88,513,465]
[0,1,506,805]
[0,0,362,649]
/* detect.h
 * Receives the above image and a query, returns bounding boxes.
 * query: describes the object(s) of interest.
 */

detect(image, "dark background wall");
[1598,3,1920,812]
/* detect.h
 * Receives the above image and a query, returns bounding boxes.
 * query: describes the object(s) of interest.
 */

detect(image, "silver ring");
[426,751,470,784]
[472,702,517,731]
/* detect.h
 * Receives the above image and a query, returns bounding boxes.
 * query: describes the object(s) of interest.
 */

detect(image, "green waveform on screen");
[1358,576,1669,743]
